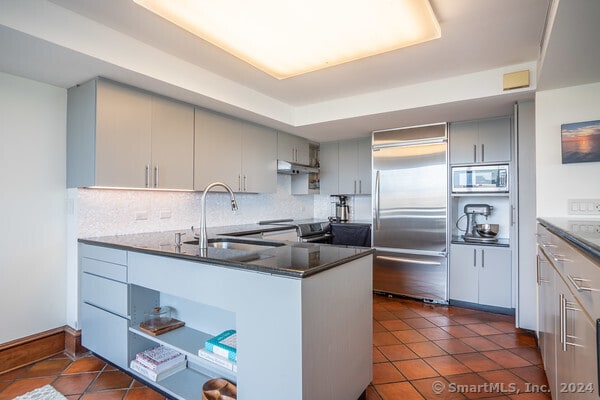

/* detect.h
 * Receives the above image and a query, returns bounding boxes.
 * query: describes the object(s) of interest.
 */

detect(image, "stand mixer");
[462,204,498,243]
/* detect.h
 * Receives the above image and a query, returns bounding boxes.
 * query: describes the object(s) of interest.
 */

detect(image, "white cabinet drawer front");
[81,303,128,369]
[79,243,127,266]
[82,272,128,317]
[81,257,127,282]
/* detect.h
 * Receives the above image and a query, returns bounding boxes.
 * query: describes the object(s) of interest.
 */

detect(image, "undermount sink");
[184,237,285,252]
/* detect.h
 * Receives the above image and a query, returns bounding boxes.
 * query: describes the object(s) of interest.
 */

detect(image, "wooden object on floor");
[0,327,65,374]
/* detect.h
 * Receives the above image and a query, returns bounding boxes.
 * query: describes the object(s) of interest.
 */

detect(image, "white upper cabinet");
[277,132,310,165]
[195,108,276,193]
[67,78,194,189]
[449,117,511,164]
[321,138,371,195]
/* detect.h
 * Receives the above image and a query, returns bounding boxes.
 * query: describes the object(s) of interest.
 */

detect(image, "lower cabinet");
[79,244,129,369]
[449,244,512,308]
[537,224,599,399]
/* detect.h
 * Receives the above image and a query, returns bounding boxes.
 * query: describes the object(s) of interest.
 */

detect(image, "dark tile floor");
[0,295,550,400]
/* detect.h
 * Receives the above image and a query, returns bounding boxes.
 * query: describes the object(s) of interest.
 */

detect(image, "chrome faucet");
[199,182,238,255]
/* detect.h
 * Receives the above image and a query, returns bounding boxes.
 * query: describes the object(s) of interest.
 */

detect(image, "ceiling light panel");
[133,0,441,79]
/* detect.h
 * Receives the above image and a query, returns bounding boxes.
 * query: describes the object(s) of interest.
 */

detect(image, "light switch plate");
[568,199,600,215]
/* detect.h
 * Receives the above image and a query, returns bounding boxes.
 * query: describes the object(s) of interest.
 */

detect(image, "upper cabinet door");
[318,142,339,195]
[194,108,242,191]
[95,80,152,188]
[241,123,277,193]
[277,132,310,165]
[338,141,358,194]
[356,138,372,195]
[478,117,512,164]
[450,117,511,164]
[150,96,194,190]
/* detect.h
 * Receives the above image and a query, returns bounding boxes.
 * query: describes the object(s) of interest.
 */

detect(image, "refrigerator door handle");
[374,170,381,230]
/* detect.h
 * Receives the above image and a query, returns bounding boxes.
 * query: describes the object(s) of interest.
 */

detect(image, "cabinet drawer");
[81,303,128,369]
[79,243,127,266]
[82,272,128,317]
[81,257,127,282]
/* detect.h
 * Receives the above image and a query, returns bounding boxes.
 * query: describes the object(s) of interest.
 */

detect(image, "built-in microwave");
[451,164,509,193]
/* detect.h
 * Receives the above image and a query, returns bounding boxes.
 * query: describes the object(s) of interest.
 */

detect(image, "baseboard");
[0,326,87,374]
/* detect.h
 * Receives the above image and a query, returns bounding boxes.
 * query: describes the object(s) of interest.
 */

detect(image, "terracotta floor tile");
[454,353,503,372]
[391,329,429,344]
[21,358,71,378]
[378,344,420,361]
[373,346,388,363]
[425,355,472,376]
[0,382,9,393]
[479,369,527,393]
[426,316,460,327]
[372,362,405,384]
[508,347,543,366]
[381,300,409,311]
[487,334,523,349]
[392,308,423,319]
[488,321,519,333]
[461,336,504,352]
[404,317,437,329]
[452,316,488,325]
[373,331,402,346]
[62,356,107,374]
[465,323,504,336]
[508,366,549,387]
[444,373,494,399]
[482,350,532,369]
[373,320,387,333]
[418,326,455,341]
[80,389,126,400]
[441,325,480,338]
[373,310,398,321]
[411,377,467,400]
[52,372,97,395]
[435,339,477,355]
[508,391,552,399]
[379,319,412,331]
[394,359,439,380]
[123,387,167,400]
[367,384,383,400]
[0,377,54,400]
[87,370,133,392]
[375,381,425,400]
[406,341,447,358]
[0,366,31,382]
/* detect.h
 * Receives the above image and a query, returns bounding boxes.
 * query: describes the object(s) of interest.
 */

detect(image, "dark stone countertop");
[79,223,374,278]
[538,217,600,262]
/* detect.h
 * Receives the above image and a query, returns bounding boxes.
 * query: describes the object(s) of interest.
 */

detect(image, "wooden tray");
[139,318,185,336]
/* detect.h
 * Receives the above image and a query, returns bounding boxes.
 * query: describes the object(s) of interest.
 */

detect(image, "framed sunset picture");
[561,119,600,164]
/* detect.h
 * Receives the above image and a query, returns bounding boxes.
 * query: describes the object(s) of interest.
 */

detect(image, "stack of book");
[198,329,237,372]
[130,345,186,381]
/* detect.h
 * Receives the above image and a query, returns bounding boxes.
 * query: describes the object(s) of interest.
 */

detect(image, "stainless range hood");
[277,160,319,174]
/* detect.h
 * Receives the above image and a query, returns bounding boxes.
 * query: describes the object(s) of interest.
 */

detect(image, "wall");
[535,82,600,217]
[0,72,67,343]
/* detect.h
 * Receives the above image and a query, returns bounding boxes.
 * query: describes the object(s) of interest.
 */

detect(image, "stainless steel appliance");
[295,222,332,243]
[451,164,509,193]
[330,195,350,222]
[460,203,498,244]
[372,123,448,302]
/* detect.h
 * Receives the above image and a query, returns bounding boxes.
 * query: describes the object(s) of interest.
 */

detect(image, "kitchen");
[1,0,600,399]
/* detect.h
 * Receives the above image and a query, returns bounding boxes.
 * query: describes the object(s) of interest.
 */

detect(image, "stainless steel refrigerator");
[372,123,448,302]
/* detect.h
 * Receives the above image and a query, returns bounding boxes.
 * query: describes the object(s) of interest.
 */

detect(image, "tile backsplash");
[76,175,315,237]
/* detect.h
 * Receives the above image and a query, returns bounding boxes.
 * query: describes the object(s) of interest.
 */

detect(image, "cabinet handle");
[481,144,485,162]
[359,180,362,194]
[238,175,241,192]
[473,249,477,267]
[354,180,357,194]
[154,165,159,188]
[473,145,477,163]
[481,249,485,268]
[567,274,599,292]
[145,164,150,188]
[374,170,381,230]
[560,293,583,351]
[243,175,247,192]
[536,256,549,284]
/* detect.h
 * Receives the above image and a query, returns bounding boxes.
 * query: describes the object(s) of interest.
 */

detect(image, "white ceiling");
[1,0,597,142]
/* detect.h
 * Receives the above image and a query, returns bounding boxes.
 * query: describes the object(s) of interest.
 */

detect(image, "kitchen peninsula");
[79,225,374,400]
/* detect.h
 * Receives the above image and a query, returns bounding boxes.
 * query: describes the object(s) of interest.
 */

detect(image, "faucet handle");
[175,232,186,247]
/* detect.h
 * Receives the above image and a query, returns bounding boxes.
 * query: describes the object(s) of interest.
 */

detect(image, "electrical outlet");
[160,209,172,219]
[568,199,600,215]
[135,211,148,220]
